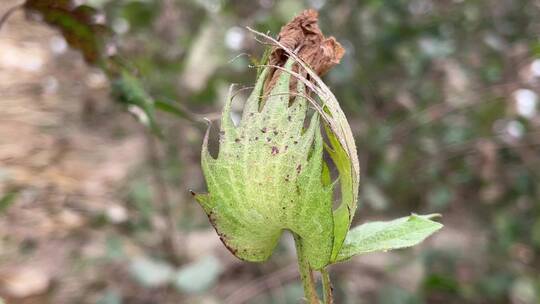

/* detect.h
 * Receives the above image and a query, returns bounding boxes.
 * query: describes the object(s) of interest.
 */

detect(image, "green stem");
[293,233,320,304]
[321,268,334,304]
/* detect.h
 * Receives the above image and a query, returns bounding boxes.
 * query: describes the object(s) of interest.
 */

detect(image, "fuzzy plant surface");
[196,59,335,270]
[194,58,443,266]
[194,9,443,303]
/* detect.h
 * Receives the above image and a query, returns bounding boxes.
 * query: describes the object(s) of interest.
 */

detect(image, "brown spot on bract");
[219,236,238,255]
[207,211,217,226]
[261,127,267,133]
[296,164,302,174]
[271,146,279,155]
[235,138,240,143]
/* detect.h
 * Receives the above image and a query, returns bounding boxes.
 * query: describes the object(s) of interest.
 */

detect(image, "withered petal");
[264,9,345,95]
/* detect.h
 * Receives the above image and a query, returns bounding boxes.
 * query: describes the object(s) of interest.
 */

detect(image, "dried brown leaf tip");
[264,9,345,94]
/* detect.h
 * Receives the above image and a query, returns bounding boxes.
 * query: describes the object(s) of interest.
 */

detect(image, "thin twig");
[227,52,251,64]
[321,268,334,304]
[0,3,22,32]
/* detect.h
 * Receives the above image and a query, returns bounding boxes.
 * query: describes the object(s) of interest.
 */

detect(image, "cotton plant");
[192,10,442,303]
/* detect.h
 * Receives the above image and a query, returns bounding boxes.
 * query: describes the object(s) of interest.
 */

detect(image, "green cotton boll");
[193,52,442,270]
[194,58,335,270]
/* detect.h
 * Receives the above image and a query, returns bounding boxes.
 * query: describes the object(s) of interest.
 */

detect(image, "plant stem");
[0,3,23,32]
[321,268,334,304]
[293,233,320,304]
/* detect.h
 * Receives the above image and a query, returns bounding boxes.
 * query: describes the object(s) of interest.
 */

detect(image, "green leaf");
[0,191,17,214]
[112,70,161,135]
[253,47,272,78]
[196,59,334,269]
[24,0,111,64]
[324,123,357,262]
[336,214,443,262]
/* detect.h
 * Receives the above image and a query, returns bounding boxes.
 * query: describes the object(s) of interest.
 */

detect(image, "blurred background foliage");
[1,0,540,303]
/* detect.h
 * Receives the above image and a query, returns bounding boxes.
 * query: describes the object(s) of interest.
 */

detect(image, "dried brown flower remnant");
[263,9,345,95]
